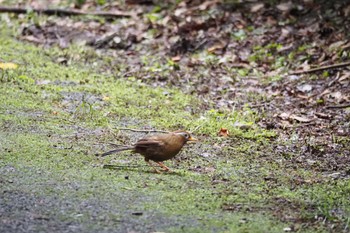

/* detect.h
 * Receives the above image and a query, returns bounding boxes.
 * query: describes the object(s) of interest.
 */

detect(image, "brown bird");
[101,130,197,173]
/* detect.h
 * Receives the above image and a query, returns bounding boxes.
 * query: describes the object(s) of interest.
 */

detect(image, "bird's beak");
[188,136,198,142]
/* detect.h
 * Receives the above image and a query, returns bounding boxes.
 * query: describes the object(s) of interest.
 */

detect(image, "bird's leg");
[145,158,162,174]
[155,162,171,172]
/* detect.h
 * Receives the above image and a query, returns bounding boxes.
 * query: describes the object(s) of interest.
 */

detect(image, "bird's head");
[173,130,198,143]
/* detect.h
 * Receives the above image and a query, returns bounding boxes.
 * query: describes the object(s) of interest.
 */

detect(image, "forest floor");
[0,1,349,232]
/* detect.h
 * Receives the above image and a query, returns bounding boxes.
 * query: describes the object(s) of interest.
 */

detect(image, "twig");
[290,61,350,75]
[120,70,136,77]
[192,38,207,51]
[117,128,170,133]
[279,121,317,129]
[190,124,202,133]
[107,125,120,139]
[0,6,132,18]
[327,72,340,87]
[325,103,350,109]
[103,164,146,168]
[249,102,270,108]
[303,72,340,101]
[107,142,123,147]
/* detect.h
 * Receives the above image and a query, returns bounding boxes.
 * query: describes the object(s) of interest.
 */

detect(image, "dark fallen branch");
[325,103,350,109]
[118,128,170,133]
[103,164,146,168]
[0,6,132,18]
[291,61,350,75]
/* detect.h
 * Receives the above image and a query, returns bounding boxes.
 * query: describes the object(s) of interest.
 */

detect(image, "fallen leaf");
[289,114,314,123]
[329,91,343,101]
[198,0,220,11]
[276,1,293,12]
[35,80,51,85]
[239,218,248,224]
[208,44,224,53]
[102,96,110,101]
[0,62,18,70]
[199,153,212,158]
[279,120,292,128]
[344,4,350,17]
[171,56,181,62]
[56,57,68,64]
[315,112,332,119]
[329,40,346,50]
[338,72,350,83]
[278,112,291,120]
[296,84,313,93]
[217,128,229,137]
[250,3,264,13]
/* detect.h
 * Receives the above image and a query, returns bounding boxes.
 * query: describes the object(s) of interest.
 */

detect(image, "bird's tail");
[100,147,134,157]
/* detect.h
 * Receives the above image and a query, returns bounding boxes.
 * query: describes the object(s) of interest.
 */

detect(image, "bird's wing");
[135,138,166,148]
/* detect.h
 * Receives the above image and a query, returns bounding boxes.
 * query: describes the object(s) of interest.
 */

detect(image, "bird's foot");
[146,161,162,174]
[155,162,171,172]
[146,160,173,174]
[152,168,162,174]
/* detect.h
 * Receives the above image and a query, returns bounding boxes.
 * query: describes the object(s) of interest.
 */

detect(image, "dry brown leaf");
[297,84,313,93]
[276,1,293,12]
[21,35,42,44]
[344,4,350,17]
[217,128,229,137]
[171,56,181,62]
[279,112,314,123]
[208,44,224,53]
[278,112,291,120]
[297,94,309,99]
[317,52,326,63]
[289,114,314,123]
[328,91,343,101]
[329,40,346,50]
[339,72,350,83]
[250,3,264,13]
[279,120,292,128]
[198,0,220,11]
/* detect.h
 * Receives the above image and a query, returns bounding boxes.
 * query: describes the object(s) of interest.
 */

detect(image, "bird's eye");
[184,133,189,138]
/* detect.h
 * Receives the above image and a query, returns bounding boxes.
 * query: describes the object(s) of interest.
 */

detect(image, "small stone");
[239,218,248,224]
[131,212,143,216]
[200,153,211,158]
[306,159,316,165]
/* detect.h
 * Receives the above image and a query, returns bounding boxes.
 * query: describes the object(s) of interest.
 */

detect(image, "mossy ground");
[0,16,349,233]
